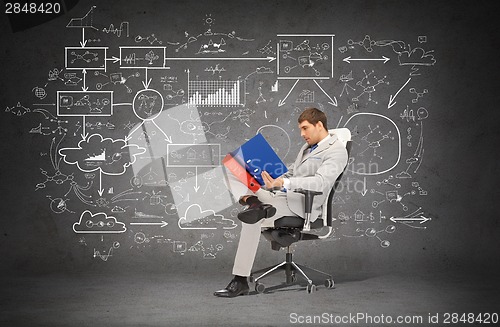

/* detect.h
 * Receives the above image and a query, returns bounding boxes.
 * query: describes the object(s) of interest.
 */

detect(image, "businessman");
[214,107,348,297]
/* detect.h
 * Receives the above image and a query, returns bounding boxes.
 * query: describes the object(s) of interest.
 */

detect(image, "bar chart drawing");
[188,80,245,107]
[296,89,315,103]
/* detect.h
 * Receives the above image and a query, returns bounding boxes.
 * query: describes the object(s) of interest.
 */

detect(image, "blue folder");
[229,133,288,186]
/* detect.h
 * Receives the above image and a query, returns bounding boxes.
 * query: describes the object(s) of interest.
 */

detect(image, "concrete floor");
[1,270,498,327]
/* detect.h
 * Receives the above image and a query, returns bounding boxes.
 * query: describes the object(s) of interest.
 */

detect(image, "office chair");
[249,128,352,294]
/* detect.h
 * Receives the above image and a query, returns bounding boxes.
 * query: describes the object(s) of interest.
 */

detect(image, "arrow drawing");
[80,28,87,48]
[343,56,390,64]
[389,216,431,224]
[126,121,144,142]
[98,170,104,196]
[105,56,121,63]
[130,221,168,228]
[142,68,152,89]
[278,79,299,107]
[313,79,338,106]
[81,116,88,140]
[387,77,411,109]
[194,167,200,192]
[81,69,88,91]
[152,120,172,143]
[166,56,276,63]
[360,177,367,196]
[387,207,430,229]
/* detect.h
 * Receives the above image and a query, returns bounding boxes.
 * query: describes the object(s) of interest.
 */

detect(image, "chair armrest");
[293,188,322,231]
[293,188,322,214]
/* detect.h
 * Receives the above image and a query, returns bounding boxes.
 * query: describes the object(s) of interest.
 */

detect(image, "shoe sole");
[238,205,276,224]
[214,289,250,297]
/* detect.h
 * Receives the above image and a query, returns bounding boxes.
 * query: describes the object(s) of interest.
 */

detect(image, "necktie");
[309,144,318,153]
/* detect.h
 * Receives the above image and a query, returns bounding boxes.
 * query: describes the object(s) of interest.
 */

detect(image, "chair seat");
[262,216,324,250]
[273,216,324,229]
[273,216,304,228]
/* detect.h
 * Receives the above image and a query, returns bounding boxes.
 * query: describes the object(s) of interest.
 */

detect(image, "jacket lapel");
[294,143,310,168]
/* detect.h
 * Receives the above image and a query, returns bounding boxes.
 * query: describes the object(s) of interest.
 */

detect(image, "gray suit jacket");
[284,132,348,221]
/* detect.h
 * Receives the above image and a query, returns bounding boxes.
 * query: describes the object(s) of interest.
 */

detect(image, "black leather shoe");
[237,203,276,224]
[214,278,249,297]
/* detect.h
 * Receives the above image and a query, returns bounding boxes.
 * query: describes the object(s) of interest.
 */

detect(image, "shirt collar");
[316,133,330,147]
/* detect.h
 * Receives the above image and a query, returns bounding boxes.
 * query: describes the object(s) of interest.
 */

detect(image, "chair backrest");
[321,128,351,227]
[331,128,351,147]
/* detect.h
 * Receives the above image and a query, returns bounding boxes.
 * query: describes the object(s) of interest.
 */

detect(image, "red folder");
[222,153,261,193]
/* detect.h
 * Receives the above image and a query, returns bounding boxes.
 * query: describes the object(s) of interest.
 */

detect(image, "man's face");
[299,120,324,145]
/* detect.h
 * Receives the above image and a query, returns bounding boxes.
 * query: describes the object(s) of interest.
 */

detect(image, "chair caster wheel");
[306,284,316,294]
[324,279,334,288]
[255,282,266,293]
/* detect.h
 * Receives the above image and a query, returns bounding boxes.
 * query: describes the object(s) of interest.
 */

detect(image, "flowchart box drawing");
[120,46,166,69]
[65,47,108,70]
[57,91,113,116]
[167,144,221,167]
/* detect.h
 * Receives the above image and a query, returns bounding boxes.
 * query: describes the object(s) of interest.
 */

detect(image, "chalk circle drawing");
[343,113,401,176]
[32,86,47,100]
[73,210,126,233]
[133,89,164,121]
[178,203,236,230]
[164,202,178,215]
[48,196,73,214]
[416,107,428,120]
[134,232,149,244]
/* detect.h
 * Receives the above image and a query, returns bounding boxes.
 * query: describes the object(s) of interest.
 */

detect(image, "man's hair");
[298,107,328,130]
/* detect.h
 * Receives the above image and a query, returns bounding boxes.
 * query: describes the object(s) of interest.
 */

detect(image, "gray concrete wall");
[0,0,499,277]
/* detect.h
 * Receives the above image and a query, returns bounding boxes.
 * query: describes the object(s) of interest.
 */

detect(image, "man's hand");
[261,171,284,190]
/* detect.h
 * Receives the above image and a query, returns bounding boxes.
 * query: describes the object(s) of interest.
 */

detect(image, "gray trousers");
[225,169,298,277]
